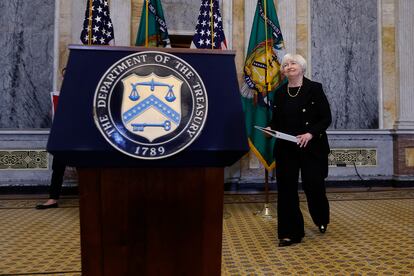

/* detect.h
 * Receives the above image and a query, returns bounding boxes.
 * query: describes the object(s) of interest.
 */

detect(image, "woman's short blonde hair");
[281,53,307,74]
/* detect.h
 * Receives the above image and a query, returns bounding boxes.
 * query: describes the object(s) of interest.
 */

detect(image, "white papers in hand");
[254,126,298,143]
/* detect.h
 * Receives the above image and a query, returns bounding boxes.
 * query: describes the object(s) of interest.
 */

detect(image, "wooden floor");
[0,187,413,275]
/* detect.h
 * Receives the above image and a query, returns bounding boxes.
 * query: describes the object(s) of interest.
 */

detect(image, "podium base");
[78,167,224,276]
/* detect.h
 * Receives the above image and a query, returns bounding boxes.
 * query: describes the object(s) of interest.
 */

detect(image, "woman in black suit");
[269,53,332,247]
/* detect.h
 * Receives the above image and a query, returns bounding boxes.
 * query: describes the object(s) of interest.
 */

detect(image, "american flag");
[80,0,114,45]
[191,0,227,49]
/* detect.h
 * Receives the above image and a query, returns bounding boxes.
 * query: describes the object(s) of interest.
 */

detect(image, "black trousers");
[276,142,330,239]
[49,157,66,199]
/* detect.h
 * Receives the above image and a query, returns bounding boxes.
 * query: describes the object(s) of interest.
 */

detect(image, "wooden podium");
[47,45,248,275]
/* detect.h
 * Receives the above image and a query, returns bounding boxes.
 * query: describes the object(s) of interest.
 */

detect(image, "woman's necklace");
[287,85,302,97]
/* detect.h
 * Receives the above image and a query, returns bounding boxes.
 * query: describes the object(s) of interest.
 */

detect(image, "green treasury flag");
[241,0,286,171]
[135,0,171,47]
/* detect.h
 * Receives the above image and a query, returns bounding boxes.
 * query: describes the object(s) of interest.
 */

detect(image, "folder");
[254,126,298,143]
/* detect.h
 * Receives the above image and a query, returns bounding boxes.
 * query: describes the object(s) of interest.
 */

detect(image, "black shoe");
[278,237,302,247]
[35,202,58,209]
[319,224,327,233]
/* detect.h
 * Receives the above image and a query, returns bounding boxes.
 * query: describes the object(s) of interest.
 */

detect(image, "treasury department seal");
[93,51,208,160]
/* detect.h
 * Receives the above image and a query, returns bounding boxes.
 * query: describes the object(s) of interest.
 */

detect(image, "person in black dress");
[35,157,66,209]
[269,53,332,247]
[36,68,67,210]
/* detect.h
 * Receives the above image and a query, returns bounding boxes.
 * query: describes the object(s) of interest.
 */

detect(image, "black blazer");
[270,77,332,160]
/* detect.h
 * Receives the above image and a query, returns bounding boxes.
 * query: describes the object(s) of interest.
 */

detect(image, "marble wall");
[0,0,55,128]
[162,0,200,34]
[311,0,378,129]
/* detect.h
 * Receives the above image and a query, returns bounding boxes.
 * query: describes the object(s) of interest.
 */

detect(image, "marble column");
[395,0,414,130]
[71,0,84,44]
[296,0,309,62]
[232,0,245,82]
[380,0,397,130]
[278,0,296,54]
[245,0,295,54]
[111,0,132,46]
[393,0,414,178]
[244,0,256,55]
[222,0,233,49]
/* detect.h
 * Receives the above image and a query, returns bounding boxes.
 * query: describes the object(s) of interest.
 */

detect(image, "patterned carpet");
[0,188,413,275]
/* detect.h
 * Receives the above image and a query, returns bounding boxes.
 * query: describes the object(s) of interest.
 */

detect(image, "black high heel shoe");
[278,237,302,247]
[35,202,58,209]
[319,224,327,233]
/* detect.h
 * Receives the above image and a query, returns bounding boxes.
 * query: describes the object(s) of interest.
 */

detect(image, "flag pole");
[87,0,93,45]
[265,169,269,206]
[254,169,272,218]
[145,0,149,47]
[264,0,271,92]
[263,0,272,216]
[210,0,214,49]
[254,0,273,219]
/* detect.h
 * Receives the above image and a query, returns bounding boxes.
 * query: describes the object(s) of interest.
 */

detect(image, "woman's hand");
[296,133,313,148]
[263,127,273,138]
